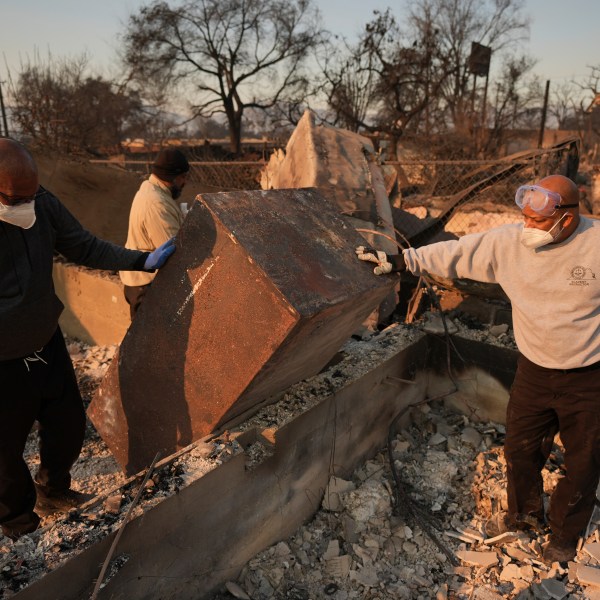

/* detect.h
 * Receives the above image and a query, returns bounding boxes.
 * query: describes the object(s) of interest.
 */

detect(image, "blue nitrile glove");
[144,237,176,270]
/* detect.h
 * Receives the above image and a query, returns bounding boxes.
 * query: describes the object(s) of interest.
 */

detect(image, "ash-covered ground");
[2,315,599,600]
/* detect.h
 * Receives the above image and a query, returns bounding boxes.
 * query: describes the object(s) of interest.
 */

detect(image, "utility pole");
[0,80,8,137]
[537,80,550,149]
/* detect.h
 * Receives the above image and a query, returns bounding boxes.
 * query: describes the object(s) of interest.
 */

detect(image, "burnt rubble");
[2,321,599,599]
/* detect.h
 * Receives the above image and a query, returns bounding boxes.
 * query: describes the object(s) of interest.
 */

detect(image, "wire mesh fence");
[90,159,265,192]
[91,137,580,243]
[384,138,581,242]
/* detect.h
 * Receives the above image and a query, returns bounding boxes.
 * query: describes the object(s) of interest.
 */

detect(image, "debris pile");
[217,393,600,600]
[3,322,600,599]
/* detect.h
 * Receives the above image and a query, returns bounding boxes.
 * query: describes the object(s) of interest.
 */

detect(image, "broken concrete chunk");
[472,588,505,599]
[352,543,373,566]
[392,439,411,455]
[575,563,600,587]
[322,477,355,512]
[484,531,520,546]
[422,314,458,335]
[341,515,359,543]
[325,554,352,578]
[461,427,483,448]
[322,540,340,561]
[225,581,251,599]
[505,545,534,562]
[455,550,498,568]
[344,480,391,523]
[499,563,522,582]
[274,541,291,557]
[454,526,485,543]
[539,578,568,599]
[350,565,379,588]
[428,432,447,446]
[260,110,398,258]
[103,494,122,514]
[489,324,509,337]
[585,542,600,563]
[445,531,478,544]
[436,422,455,437]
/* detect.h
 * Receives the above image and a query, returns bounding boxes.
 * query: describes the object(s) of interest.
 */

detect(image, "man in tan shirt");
[120,148,190,316]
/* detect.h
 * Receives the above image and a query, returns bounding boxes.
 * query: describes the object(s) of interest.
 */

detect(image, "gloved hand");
[355,245,393,275]
[144,237,176,270]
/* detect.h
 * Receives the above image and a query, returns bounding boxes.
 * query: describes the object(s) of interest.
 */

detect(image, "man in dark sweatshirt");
[0,138,175,541]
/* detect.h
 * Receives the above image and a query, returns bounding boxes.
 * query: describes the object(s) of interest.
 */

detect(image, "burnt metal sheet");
[88,188,396,474]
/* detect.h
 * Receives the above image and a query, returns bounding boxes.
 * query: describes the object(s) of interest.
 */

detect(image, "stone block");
[88,188,396,474]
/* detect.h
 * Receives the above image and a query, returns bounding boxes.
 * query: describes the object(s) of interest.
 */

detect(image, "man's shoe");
[34,488,95,517]
[542,538,577,565]
[1,511,41,541]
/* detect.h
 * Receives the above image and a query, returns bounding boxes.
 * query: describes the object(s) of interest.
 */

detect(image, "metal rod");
[384,376,418,385]
[538,80,551,149]
[90,452,161,600]
[0,80,9,137]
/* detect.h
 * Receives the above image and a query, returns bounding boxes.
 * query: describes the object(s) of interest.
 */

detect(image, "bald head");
[538,174,579,210]
[0,138,39,202]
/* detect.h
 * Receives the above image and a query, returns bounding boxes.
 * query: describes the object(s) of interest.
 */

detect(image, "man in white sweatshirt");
[357,174,599,564]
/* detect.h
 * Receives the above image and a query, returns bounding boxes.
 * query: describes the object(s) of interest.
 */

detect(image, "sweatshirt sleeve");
[45,192,149,271]
[403,230,500,284]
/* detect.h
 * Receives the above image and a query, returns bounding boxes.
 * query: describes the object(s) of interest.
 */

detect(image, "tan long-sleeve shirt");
[119,174,184,286]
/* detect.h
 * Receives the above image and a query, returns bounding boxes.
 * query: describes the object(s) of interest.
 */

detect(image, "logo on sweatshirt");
[569,265,596,286]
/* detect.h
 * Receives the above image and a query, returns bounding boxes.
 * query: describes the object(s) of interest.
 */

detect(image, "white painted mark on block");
[176,257,219,316]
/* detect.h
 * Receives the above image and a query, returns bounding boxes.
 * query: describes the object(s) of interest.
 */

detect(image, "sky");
[1,0,599,91]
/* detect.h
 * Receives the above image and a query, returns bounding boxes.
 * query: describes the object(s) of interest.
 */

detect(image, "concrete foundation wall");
[53,262,130,345]
[15,334,428,600]
[13,332,518,600]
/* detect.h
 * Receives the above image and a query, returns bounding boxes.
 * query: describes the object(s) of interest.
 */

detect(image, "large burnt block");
[88,188,396,474]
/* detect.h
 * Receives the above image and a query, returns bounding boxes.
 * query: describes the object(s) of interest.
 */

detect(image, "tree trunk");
[225,101,243,156]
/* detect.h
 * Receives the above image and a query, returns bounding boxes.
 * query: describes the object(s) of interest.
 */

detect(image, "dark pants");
[0,328,85,538]
[505,355,600,545]
[124,284,151,319]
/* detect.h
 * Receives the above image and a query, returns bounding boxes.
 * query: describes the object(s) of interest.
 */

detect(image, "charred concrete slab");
[261,109,398,259]
[88,188,396,474]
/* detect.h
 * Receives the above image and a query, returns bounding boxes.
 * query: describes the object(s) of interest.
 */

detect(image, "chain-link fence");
[91,137,580,244]
[90,158,265,192]
[383,138,581,243]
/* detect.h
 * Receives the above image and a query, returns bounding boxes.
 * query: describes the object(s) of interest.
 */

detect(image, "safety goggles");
[515,185,578,217]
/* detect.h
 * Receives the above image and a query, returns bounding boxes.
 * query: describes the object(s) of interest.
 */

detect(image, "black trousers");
[124,284,151,319]
[0,328,85,537]
[505,355,600,545]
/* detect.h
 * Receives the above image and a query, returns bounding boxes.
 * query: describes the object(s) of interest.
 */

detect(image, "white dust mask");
[0,201,36,229]
[520,214,567,250]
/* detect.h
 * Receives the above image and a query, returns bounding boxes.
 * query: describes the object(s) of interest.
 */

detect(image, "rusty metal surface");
[88,188,396,474]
